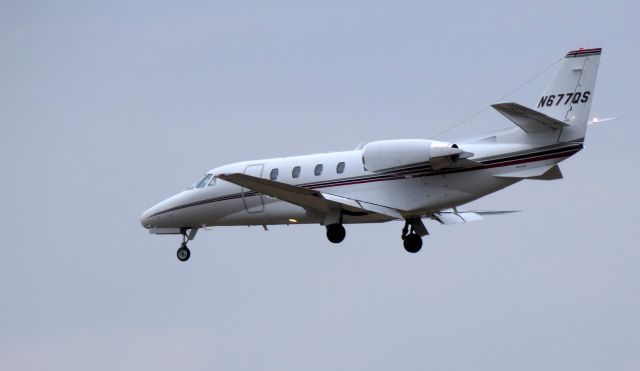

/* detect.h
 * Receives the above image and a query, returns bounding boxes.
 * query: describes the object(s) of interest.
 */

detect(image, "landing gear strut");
[401,220,424,253]
[176,228,198,262]
[326,223,346,244]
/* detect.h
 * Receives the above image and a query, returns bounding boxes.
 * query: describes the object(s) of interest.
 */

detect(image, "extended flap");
[433,209,520,225]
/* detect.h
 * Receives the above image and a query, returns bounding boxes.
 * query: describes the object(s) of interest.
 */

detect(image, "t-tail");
[492,48,602,144]
[537,47,601,142]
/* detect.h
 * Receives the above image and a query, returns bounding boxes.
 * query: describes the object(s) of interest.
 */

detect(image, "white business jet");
[141,48,602,261]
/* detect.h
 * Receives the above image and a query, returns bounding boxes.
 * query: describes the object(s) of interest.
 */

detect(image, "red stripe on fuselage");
[149,146,580,218]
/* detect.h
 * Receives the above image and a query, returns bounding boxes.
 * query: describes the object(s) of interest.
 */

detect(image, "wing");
[217,173,404,221]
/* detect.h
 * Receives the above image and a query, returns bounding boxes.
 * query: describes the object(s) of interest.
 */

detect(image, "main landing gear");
[324,220,426,254]
[326,223,346,243]
[401,220,424,253]
[176,228,198,262]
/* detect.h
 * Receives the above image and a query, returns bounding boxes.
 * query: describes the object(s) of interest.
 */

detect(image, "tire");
[177,246,191,261]
[326,224,346,244]
[403,234,423,253]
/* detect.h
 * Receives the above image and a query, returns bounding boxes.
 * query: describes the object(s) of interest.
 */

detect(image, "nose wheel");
[177,243,191,261]
[176,228,198,262]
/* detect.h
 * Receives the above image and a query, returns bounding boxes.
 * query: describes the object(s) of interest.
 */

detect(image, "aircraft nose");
[140,208,154,228]
[140,192,188,229]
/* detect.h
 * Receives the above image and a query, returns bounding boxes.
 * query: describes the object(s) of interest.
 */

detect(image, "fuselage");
[140,47,601,261]
[140,138,582,230]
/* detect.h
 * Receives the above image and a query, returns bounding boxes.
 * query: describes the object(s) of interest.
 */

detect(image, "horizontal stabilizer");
[217,173,403,220]
[433,209,520,225]
[492,102,569,133]
[494,164,563,180]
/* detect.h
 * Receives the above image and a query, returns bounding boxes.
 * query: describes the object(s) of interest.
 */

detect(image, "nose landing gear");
[177,242,191,261]
[176,228,198,262]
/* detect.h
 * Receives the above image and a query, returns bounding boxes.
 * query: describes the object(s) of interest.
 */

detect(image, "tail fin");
[536,48,602,142]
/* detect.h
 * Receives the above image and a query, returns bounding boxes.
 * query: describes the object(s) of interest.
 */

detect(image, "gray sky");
[2,1,638,370]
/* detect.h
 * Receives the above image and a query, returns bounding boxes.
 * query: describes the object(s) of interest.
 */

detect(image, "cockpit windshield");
[190,174,214,189]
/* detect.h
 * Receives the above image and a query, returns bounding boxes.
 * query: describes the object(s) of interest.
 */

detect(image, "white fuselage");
[140,138,581,230]
[139,47,600,261]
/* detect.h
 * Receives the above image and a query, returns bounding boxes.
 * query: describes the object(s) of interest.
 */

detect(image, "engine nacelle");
[362,139,468,172]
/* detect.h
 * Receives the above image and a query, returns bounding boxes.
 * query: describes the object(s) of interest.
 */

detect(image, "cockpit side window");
[208,176,217,186]
[196,174,213,188]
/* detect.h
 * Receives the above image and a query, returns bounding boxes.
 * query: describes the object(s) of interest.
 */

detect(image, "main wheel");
[403,234,423,253]
[177,245,191,261]
[326,224,346,244]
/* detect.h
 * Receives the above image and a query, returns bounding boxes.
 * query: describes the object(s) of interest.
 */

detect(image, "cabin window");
[292,166,301,178]
[270,168,279,180]
[314,164,323,176]
[336,162,345,174]
[196,174,213,188]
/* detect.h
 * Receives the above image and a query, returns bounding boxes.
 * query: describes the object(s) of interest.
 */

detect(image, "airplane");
[140,47,602,261]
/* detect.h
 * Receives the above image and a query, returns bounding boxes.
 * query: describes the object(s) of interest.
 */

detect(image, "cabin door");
[242,164,265,213]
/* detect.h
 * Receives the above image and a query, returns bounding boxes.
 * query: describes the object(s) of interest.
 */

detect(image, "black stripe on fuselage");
[301,142,583,188]
[148,142,583,218]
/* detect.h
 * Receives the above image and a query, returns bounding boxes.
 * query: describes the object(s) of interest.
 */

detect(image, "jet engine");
[361,139,472,172]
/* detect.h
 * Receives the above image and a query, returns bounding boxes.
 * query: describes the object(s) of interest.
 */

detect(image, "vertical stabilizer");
[536,48,601,142]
